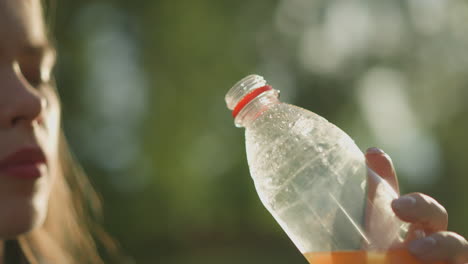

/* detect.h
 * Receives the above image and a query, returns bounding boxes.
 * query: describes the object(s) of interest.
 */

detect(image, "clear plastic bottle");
[225,75,420,264]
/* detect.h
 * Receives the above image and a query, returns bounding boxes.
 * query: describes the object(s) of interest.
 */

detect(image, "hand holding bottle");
[366,147,468,264]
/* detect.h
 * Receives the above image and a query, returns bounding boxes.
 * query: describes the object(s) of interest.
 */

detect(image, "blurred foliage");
[49,0,468,263]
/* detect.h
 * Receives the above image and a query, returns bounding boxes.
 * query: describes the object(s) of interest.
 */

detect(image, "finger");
[365,147,399,194]
[405,223,428,243]
[364,148,401,248]
[392,193,448,233]
[408,231,468,264]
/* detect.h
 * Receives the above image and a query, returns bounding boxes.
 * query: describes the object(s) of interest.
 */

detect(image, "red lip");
[0,147,47,179]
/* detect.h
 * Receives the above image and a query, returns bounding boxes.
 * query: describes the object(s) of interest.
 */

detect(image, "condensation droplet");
[361,180,367,191]
[317,146,324,153]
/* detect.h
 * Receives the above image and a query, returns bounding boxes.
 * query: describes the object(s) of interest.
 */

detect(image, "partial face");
[0,0,59,238]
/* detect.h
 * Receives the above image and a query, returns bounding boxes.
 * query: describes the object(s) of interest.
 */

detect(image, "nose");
[0,63,45,129]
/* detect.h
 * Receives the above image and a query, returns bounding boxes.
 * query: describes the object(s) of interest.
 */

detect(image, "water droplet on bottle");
[361,180,367,191]
[317,146,324,153]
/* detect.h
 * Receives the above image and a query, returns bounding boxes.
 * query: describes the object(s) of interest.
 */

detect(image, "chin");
[0,197,48,239]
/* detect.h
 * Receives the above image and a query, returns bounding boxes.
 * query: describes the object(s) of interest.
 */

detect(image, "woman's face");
[0,0,59,238]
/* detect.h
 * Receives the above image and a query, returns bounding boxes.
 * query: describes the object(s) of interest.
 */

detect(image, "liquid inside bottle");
[304,249,422,264]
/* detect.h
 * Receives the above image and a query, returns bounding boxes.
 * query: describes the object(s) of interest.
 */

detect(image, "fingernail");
[366,147,385,154]
[393,196,416,210]
[409,237,437,255]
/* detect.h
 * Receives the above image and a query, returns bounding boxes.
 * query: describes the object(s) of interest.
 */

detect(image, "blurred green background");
[49,0,468,263]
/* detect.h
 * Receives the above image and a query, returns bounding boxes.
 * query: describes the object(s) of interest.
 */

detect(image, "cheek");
[41,87,61,163]
[35,88,61,204]
[30,88,61,229]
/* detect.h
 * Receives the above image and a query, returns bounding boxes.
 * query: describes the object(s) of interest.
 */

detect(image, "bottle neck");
[225,74,281,128]
[234,89,280,127]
